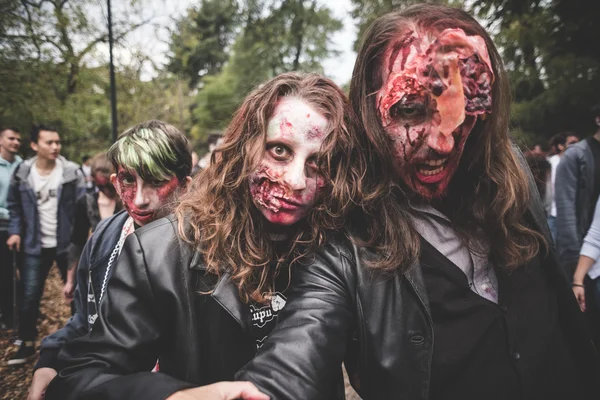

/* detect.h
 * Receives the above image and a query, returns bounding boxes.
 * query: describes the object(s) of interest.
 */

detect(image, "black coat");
[47,216,262,400]
[237,183,599,399]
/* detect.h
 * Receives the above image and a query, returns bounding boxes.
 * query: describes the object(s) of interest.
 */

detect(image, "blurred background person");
[556,103,600,345]
[80,155,94,193]
[62,152,122,304]
[573,196,600,319]
[196,133,223,172]
[6,125,85,366]
[567,134,580,147]
[190,151,199,175]
[0,127,22,329]
[573,193,600,346]
[546,132,574,239]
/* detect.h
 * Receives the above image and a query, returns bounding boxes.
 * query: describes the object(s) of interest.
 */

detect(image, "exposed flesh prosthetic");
[249,97,328,226]
[250,166,286,213]
[377,28,494,199]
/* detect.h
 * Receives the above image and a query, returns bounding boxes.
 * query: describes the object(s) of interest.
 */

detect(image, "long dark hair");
[350,4,546,271]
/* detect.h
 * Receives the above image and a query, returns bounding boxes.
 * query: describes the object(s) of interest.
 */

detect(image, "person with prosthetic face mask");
[237,5,599,400]
[29,121,192,400]
[45,72,365,400]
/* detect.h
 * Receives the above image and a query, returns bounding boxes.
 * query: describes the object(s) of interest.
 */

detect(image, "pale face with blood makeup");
[111,168,181,226]
[250,97,329,226]
[377,27,494,199]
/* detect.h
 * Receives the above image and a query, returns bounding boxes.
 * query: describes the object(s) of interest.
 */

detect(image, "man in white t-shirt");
[6,125,85,366]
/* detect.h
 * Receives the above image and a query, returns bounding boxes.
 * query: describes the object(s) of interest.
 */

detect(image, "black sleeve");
[69,196,91,264]
[236,243,355,400]
[46,233,194,400]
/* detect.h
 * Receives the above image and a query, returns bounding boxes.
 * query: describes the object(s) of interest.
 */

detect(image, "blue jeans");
[18,248,67,340]
[547,215,557,242]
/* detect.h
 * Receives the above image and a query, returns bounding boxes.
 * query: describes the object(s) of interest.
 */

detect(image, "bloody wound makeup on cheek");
[116,170,136,209]
[155,176,180,203]
[117,167,182,225]
[250,166,289,213]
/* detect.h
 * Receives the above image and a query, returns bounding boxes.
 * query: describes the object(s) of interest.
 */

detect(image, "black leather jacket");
[237,185,598,399]
[46,216,290,400]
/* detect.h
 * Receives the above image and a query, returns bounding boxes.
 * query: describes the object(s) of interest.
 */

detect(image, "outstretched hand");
[166,381,269,400]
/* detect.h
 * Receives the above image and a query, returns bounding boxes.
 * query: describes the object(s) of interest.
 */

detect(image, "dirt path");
[0,267,71,400]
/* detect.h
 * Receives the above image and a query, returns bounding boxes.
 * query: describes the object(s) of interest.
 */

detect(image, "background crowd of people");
[523,105,600,347]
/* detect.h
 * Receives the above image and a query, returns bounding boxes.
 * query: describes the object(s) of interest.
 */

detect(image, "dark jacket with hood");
[7,156,85,256]
[556,139,597,273]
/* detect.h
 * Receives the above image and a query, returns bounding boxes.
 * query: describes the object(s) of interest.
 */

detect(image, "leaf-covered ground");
[0,267,70,400]
[0,266,361,400]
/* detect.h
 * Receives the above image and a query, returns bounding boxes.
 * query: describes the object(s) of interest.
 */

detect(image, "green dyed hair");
[107,120,192,182]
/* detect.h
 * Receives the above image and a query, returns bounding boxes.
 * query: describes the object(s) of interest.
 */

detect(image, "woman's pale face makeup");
[249,96,329,226]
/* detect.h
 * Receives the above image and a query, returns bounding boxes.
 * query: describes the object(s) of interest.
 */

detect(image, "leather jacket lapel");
[188,250,249,331]
[212,270,249,332]
[404,261,432,318]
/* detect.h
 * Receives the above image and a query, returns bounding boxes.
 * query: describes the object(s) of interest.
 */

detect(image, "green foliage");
[193,65,241,137]
[0,0,184,158]
[350,0,454,51]
[168,0,240,87]
[186,0,343,137]
[471,0,600,145]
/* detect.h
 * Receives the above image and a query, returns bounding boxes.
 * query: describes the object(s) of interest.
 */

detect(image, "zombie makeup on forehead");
[250,97,329,226]
[266,97,327,142]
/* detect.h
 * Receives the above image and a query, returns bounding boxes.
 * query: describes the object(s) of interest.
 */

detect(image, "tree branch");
[20,0,42,58]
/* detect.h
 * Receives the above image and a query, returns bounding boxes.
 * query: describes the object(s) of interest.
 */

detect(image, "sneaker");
[7,341,36,366]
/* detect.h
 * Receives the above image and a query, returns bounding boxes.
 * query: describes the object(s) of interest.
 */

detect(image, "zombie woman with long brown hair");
[45,72,365,400]
[238,4,598,400]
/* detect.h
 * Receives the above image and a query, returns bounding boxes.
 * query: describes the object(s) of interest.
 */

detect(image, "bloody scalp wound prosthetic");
[378,27,494,199]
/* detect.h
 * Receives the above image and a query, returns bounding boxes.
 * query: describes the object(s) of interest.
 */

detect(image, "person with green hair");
[28,121,223,399]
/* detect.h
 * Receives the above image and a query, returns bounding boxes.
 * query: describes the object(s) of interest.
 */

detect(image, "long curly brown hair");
[350,4,547,271]
[176,72,367,302]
